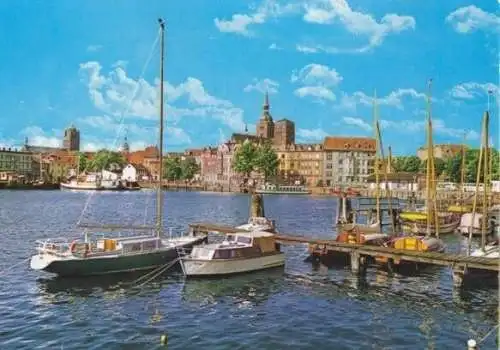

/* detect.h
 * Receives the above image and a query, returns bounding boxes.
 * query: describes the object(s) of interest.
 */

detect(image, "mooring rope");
[477,324,499,345]
[76,29,161,227]
[126,258,180,288]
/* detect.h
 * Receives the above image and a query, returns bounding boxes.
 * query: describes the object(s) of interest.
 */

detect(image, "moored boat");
[30,233,207,277]
[178,231,285,277]
[400,211,460,235]
[255,183,311,195]
[30,19,203,278]
[236,216,276,232]
[457,212,493,236]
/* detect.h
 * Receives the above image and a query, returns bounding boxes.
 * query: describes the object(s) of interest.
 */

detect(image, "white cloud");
[300,0,416,53]
[78,115,192,148]
[243,78,280,94]
[449,82,499,100]
[296,45,319,53]
[291,63,343,86]
[342,117,372,131]
[216,0,415,53]
[294,86,336,102]
[268,43,282,50]
[21,126,62,148]
[296,127,328,141]
[112,60,128,68]
[87,45,102,52]
[78,61,246,131]
[446,5,500,34]
[214,0,300,36]
[291,64,342,102]
[378,118,480,140]
[334,88,428,112]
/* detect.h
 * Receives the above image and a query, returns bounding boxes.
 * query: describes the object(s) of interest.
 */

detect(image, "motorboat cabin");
[179,231,285,277]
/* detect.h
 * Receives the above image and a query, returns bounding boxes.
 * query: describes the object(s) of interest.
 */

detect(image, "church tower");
[256,91,274,139]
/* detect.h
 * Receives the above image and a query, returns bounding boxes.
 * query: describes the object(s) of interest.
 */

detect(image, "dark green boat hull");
[43,237,207,277]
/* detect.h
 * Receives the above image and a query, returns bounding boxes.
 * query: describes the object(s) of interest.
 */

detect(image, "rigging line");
[77,30,161,226]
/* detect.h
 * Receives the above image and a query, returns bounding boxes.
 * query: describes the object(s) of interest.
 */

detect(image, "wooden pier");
[189,222,499,288]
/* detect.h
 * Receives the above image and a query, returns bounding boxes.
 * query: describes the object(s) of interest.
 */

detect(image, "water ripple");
[0,190,497,349]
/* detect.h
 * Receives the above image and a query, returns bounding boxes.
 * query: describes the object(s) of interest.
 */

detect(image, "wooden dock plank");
[188,222,499,272]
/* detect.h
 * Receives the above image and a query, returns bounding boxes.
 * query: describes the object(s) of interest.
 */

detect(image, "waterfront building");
[273,119,295,146]
[276,143,323,186]
[200,147,219,185]
[0,147,34,182]
[322,137,376,187]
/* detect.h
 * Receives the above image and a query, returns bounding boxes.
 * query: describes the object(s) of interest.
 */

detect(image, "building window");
[326,153,332,160]
[326,171,332,177]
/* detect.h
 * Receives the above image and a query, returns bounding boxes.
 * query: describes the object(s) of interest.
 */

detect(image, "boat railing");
[34,238,73,253]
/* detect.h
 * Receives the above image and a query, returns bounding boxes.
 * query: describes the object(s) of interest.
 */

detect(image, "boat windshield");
[236,236,252,244]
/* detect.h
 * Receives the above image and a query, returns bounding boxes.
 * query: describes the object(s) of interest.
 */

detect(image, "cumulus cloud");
[446,5,500,34]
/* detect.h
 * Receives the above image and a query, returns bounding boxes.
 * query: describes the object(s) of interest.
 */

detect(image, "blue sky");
[0,0,498,155]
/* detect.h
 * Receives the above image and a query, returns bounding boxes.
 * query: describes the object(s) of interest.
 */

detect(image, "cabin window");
[226,235,235,242]
[214,249,231,259]
[236,236,252,244]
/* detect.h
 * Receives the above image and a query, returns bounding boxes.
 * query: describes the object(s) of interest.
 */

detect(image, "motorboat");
[178,231,285,277]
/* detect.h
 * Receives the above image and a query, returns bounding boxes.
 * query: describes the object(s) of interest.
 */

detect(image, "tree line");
[392,148,499,183]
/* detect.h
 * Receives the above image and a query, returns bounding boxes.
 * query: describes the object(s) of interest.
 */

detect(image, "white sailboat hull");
[180,253,285,277]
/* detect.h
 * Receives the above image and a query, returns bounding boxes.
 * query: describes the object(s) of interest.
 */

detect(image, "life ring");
[70,241,89,257]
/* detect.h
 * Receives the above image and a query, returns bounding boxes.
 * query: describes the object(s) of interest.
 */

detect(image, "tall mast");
[156,18,165,237]
[468,114,485,255]
[481,111,490,251]
[425,79,433,237]
[460,132,466,208]
[373,89,380,225]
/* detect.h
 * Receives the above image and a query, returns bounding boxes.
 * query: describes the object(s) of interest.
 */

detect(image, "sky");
[0,0,498,155]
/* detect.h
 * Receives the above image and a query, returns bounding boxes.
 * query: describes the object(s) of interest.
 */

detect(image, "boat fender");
[69,241,77,253]
[160,334,168,346]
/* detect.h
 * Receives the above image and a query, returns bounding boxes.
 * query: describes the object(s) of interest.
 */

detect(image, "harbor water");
[0,190,498,349]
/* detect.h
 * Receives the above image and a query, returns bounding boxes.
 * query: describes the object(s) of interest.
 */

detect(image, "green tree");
[180,157,200,180]
[87,150,126,171]
[163,157,182,180]
[254,141,279,182]
[77,152,88,172]
[402,156,422,173]
[232,141,258,179]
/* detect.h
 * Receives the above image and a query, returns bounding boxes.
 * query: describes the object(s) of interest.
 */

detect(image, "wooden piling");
[250,193,265,218]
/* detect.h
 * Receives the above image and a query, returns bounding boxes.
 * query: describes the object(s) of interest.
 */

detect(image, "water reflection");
[35,270,176,304]
[181,268,285,307]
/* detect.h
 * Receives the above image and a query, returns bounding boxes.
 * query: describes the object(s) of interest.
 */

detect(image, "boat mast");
[156,18,165,238]
[481,111,489,251]
[373,90,381,227]
[468,114,486,255]
[460,132,466,208]
[425,79,434,237]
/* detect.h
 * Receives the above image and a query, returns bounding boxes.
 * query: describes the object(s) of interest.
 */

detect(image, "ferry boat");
[255,184,311,195]
[178,231,285,277]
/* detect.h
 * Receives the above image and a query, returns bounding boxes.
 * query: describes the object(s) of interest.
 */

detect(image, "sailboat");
[29,19,208,277]
[336,91,392,246]
[391,80,445,255]
[468,111,499,259]
[399,81,460,235]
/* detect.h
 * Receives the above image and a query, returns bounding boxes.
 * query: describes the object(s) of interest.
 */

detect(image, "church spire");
[261,91,272,121]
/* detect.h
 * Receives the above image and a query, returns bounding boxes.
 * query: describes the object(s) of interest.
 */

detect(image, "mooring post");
[350,251,366,275]
[452,264,467,288]
[250,192,265,218]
